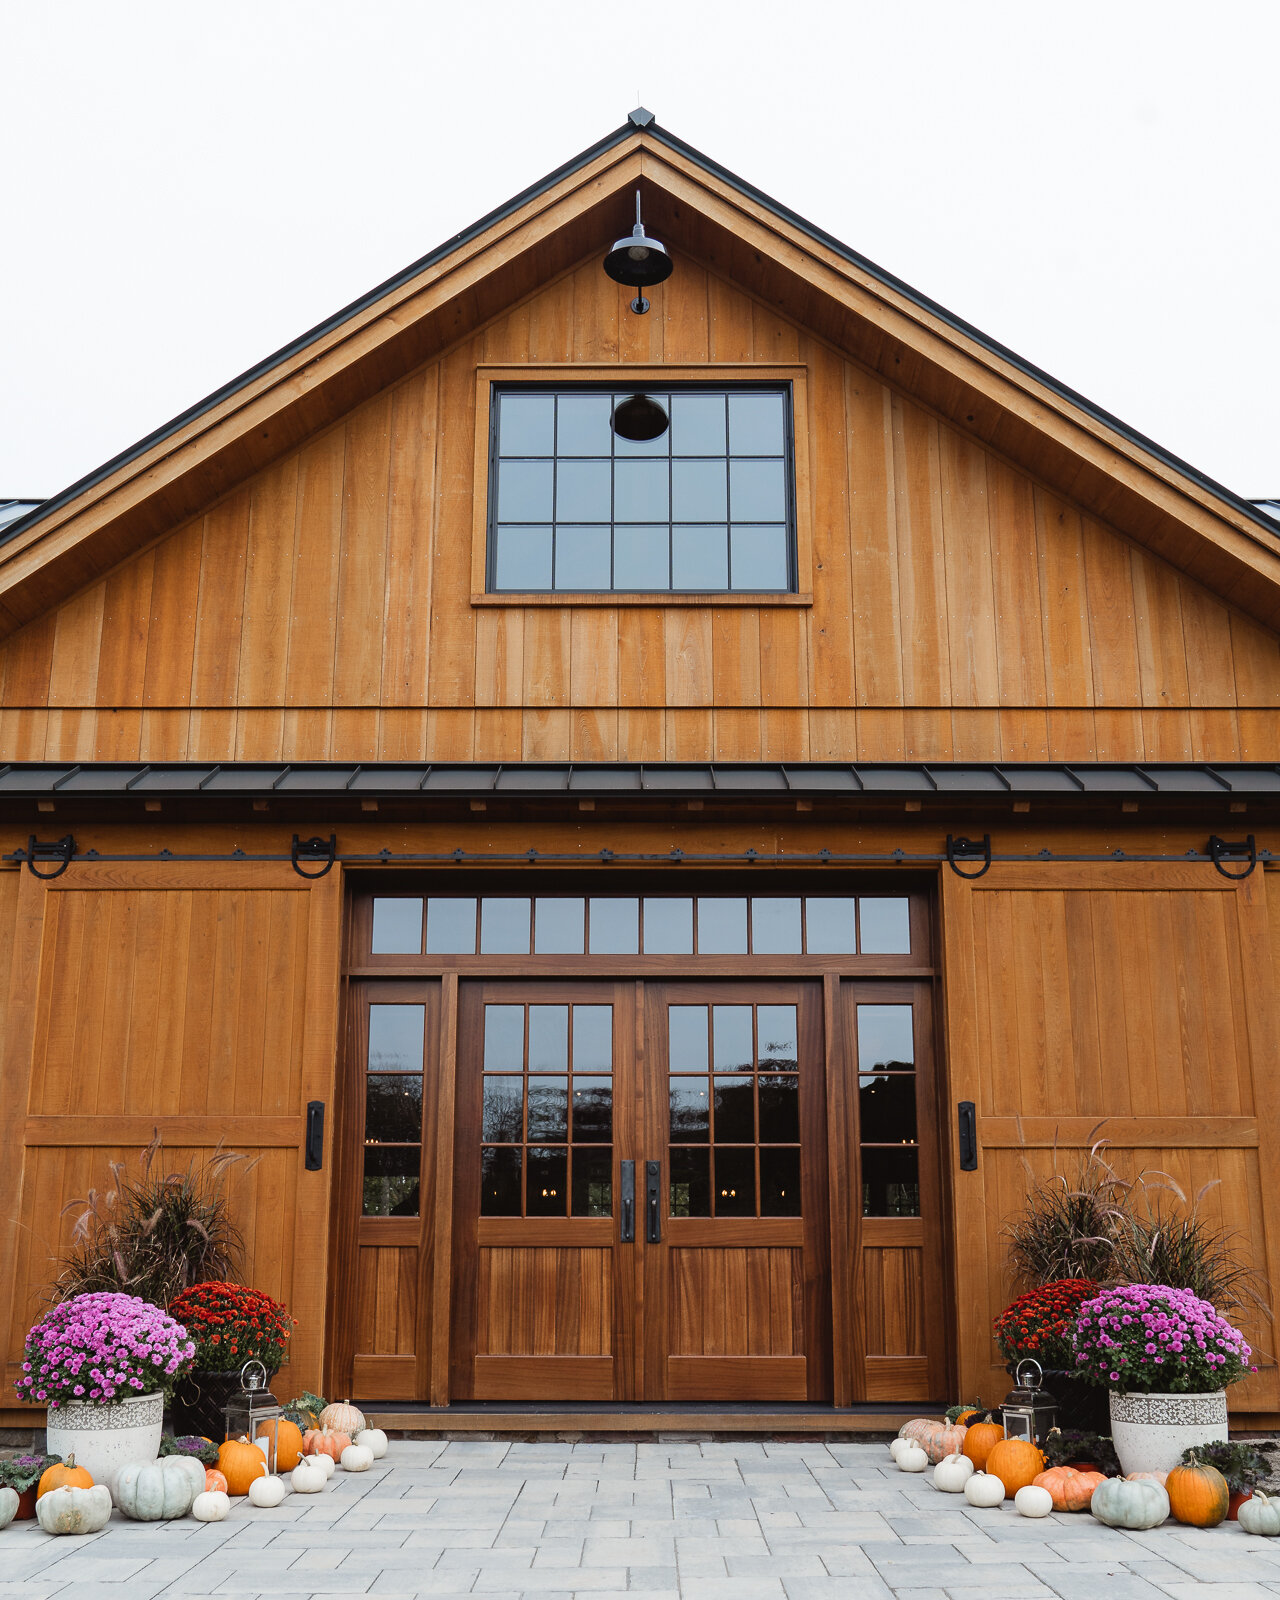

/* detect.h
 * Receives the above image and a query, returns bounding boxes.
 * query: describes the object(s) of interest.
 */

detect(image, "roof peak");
[627,106,655,128]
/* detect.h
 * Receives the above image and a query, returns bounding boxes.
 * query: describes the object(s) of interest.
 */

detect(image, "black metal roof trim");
[0,761,1276,798]
[4,117,1278,557]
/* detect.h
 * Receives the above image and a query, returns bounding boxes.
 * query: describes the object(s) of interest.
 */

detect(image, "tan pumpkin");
[1032,1466,1106,1512]
[899,1419,968,1464]
[259,1417,305,1471]
[318,1400,366,1436]
[1166,1454,1230,1528]
[217,1436,269,1497]
[984,1438,1045,1499]
[1126,1469,1169,1486]
[961,1415,1003,1470]
[37,1454,94,1500]
[303,1428,351,1462]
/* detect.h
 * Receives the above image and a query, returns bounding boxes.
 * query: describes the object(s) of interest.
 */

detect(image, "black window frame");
[484,379,799,595]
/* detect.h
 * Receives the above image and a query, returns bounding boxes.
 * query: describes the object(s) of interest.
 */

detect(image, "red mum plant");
[167,1282,295,1374]
[994,1277,1098,1372]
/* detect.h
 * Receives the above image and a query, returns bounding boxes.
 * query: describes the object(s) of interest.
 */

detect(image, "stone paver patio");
[5,1438,1280,1598]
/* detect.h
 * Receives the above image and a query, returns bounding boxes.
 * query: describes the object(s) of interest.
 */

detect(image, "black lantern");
[223,1359,282,1474]
[611,393,670,442]
[1000,1357,1058,1447]
[603,190,673,314]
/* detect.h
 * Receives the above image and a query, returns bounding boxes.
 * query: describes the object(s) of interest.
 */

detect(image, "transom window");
[487,382,796,593]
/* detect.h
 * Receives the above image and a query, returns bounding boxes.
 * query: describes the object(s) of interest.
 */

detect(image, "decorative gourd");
[963,1471,1006,1509]
[355,1428,388,1459]
[340,1444,374,1473]
[984,1439,1045,1499]
[303,1429,351,1462]
[205,1468,229,1493]
[217,1437,269,1496]
[159,1454,207,1503]
[933,1452,974,1493]
[898,1418,968,1464]
[37,1453,94,1500]
[0,1486,18,1530]
[260,1418,306,1471]
[1091,1476,1170,1530]
[888,1437,916,1463]
[1032,1466,1106,1513]
[1126,1470,1168,1485]
[1238,1490,1280,1536]
[311,1450,337,1480]
[116,1458,200,1521]
[896,1444,928,1473]
[961,1416,1004,1471]
[318,1400,366,1436]
[1014,1484,1053,1519]
[1166,1454,1230,1528]
[291,1459,327,1494]
[191,1490,231,1523]
[247,1474,287,1508]
[34,1483,112,1535]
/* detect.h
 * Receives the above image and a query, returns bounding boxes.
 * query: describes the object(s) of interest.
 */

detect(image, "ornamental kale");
[1072,1284,1254,1393]
[994,1278,1099,1370]
[0,1452,62,1492]
[15,1291,195,1408]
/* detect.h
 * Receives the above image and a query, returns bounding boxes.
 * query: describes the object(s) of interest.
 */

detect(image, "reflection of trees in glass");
[363,1175,420,1217]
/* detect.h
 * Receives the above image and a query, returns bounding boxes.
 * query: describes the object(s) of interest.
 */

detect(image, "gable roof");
[3,109,1279,636]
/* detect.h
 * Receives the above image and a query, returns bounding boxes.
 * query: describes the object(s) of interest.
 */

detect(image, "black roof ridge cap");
[0,121,638,550]
[5,113,1279,557]
[642,123,1280,550]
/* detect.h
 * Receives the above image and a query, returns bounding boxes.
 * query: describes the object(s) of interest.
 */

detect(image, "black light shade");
[603,191,673,289]
[611,394,670,442]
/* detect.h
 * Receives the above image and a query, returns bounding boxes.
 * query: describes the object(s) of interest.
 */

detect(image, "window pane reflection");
[857,1005,915,1070]
[368,1005,425,1073]
[805,898,857,954]
[699,898,747,954]
[862,1147,920,1217]
[481,1146,522,1215]
[645,898,693,954]
[712,1006,753,1071]
[480,898,531,954]
[534,898,584,954]
[365,1075,423,1143]
[527,1146,568,1216]
[483,1005,524,1071]
[714,1148,755,1216]
[751,897,802,954]
[858,1073,917,1143]
[426,898,477,954]
[859,897,911,954]
[363,1146,420,1217]
[527,1006,569,1070]
[572,1148,613,1216]
[372,898,422,955]
[481,1076,523,1142]
[588,897,639,954]
[669,1146,710,1217]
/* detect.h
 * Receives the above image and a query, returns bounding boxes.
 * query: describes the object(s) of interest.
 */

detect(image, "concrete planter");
[44,1391,164,1499]
[1108,1389,1228,1476]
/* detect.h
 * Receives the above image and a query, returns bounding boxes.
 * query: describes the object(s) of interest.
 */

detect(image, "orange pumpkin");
[1033,1466,1106,1512]
[259,1417,305,1471]
[961,1416,1004,1470]
[205,1468,229,1493]
[900,1419,968,1464]
[952,1408,982,1428]
[217,1436,269,1496]
[302,1428,351,1462]
[1167,1454,1230,1528]
[985,1438,1045,1499]
[37,1453,94,1499]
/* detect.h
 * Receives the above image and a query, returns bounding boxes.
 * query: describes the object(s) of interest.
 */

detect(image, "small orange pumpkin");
[1167,1453,1230,1528]
[217,1436,269,1496]
[1033,1466,1106,1512]
[951,1407,982,1428]
[961,1415,1004,1470]
[985,1438,1045,1499]
[37,1453,94,1499]
[303,1428,351,1462]
[260,1417,305,1471]
[205,1468,229,1493]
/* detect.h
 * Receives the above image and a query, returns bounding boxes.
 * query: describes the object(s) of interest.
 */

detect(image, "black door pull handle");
[958,1101,978,1171]
[305,1101,325,1170]
[620,1160,635,1242]
[645,1159,661,1243]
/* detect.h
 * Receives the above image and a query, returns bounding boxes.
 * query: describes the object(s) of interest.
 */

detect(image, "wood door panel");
[353,1355,418,1398]
[862,1246,925,1357]
[864,1356,932,1402]
[473,1355,614,1399]
[666,1356,808,1401]
[477,1246,614,1356]
[670,1247,803,1355]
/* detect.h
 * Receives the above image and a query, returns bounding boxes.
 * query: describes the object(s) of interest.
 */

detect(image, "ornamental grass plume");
[1071,1283,1254,1393]
[15,1291,195,1408]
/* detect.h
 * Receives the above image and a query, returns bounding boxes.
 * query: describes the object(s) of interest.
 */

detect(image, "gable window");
[486,382,796,593]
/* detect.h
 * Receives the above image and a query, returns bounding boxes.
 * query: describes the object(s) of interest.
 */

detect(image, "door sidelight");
[645,1160,662,1243]
[620,1160,636,1242]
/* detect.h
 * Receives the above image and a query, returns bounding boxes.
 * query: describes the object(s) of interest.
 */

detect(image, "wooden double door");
[449,979,831,1402]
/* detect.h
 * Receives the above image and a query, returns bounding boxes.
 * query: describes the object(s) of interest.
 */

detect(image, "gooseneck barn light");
[610,393,670,442]
[603,189,672,314]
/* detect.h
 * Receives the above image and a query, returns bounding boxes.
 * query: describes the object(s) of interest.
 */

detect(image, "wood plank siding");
[0,258,1274,767]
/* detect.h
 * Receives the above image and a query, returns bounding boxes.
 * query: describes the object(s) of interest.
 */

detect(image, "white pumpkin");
[1237,1490,1280,1537]
[896,1444,928,1474]
[355,1427,388,1459]
[191,1489,230,1522]
[319,1400,367,1435]
[311,1450,337,1481]
[888,1437,912,1462]
[933,1452,975,1493]
[247,1474,287,1508]
[0,1486,18,1530]
[1014,1484,1054,1519]
[290,1459,327,1494]
[963,1470,1007,1509]
[35,1483,113,1535]
[340,1444,374,1473]
[115,1457,201,1521]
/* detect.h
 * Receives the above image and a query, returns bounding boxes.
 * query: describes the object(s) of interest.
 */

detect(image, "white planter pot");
[45,1390,164,1500]
[1109,1389,1228,1476]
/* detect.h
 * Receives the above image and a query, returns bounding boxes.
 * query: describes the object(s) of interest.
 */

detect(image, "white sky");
[2,0,1278,504]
